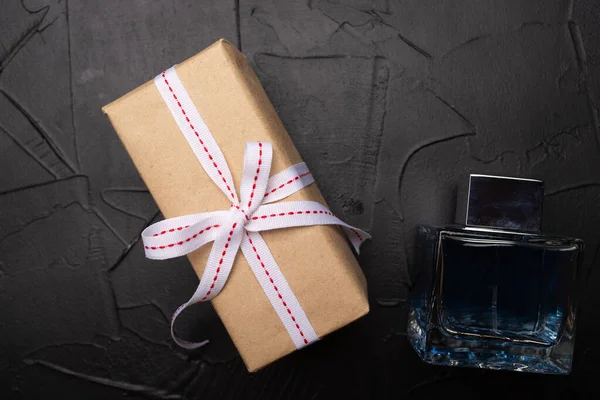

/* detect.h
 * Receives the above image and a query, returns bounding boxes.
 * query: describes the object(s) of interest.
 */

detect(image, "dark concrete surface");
[1,0,599,398]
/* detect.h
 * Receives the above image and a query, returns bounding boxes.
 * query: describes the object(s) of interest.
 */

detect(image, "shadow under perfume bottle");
[408,174,583,374]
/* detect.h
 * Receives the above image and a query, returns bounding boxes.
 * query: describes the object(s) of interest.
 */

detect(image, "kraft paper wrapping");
[102,39,368,371]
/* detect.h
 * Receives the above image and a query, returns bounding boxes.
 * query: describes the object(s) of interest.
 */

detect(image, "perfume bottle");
[408,174,583,374]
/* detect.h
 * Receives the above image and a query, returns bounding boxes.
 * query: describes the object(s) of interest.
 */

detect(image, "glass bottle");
[407,174,583,374]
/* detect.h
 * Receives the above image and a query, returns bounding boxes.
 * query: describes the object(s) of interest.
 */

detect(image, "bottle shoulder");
[417,223,584,248]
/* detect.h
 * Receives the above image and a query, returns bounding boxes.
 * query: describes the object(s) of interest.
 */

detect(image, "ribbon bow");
[142,66,370,350]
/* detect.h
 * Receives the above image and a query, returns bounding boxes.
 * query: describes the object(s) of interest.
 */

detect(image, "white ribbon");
[144,66,370,350]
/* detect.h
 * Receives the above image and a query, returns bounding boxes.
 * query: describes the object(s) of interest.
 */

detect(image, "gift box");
[102,39,369,372]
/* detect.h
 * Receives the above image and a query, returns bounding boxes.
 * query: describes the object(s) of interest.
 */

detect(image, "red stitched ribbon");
[143,66,370,350]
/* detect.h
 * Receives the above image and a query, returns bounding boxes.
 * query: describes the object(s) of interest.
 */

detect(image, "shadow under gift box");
[101,39,369,372]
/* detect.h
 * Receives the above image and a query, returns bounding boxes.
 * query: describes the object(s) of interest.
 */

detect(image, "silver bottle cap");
[456,174,544,232]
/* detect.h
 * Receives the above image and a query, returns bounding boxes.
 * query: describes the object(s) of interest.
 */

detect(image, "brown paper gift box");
[102,39,369,372]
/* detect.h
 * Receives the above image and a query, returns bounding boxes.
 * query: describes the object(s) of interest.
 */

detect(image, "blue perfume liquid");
[408,226,582,374]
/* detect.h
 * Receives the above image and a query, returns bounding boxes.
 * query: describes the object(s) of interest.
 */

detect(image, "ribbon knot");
[143,66,370,350]
[229,205,250,224]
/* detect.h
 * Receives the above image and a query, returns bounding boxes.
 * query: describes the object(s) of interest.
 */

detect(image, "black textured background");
[1,1,599,399]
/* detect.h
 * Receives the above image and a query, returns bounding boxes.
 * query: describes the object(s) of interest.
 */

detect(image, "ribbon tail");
[170,286,211,349]
[168,214,244,348]
[340,226,370,254]
[245,201,370,253]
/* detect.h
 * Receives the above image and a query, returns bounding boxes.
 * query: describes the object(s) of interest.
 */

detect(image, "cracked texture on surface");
[1,0,600,398]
